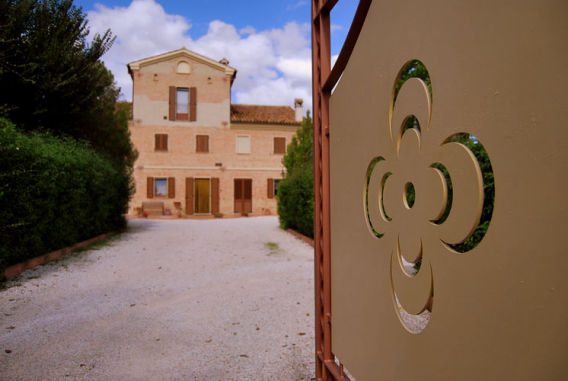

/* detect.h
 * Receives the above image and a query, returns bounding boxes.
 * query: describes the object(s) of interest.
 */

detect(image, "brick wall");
[128,50,300,216]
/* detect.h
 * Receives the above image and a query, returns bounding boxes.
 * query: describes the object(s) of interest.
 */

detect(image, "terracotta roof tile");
[230,104,299,125]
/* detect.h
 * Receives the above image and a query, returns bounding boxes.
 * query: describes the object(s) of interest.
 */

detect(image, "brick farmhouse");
[126,48,303,216]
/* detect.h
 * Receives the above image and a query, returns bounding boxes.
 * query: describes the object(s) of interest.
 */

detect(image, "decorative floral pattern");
[364,60,492,333]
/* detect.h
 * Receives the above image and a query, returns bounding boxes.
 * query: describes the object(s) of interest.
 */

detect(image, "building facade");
[127,48,302,216]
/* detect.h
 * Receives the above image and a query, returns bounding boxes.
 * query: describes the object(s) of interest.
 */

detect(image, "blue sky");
[74,0,358,110]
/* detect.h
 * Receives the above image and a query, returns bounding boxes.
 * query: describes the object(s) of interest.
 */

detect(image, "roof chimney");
[294,98,304,122]
[219,58,230,65]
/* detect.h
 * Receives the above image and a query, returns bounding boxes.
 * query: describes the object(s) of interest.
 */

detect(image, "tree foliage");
[0,0,137,269]
[0,0,136,167]
[277,113,314,238]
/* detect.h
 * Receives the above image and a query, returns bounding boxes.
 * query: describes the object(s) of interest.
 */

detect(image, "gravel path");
[0,217,315,380]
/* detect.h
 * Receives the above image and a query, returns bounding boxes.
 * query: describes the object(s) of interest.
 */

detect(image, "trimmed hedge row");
[0,119,129,274]
[277,165,314,239]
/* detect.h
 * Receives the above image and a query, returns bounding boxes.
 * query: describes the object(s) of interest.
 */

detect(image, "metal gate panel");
[317,0,568,380]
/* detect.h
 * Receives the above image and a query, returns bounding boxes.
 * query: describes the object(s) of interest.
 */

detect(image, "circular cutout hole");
[405,182,415,209]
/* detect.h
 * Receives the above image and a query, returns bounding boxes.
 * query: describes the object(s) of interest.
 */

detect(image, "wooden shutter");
[196,135,209,153]
[185,177,194,215]
[168,177,175,198]
[189,87,197,121]
[155,134,168,151]
[244,179,252,213]
[274,137,286,154]
[169,86,176,120]
[234,179,242,213]
[147,177,154,198]
[267,178,274,199]
[211,177,220,214]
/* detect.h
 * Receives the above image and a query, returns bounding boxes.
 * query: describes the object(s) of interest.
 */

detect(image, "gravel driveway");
[0,217,315,380]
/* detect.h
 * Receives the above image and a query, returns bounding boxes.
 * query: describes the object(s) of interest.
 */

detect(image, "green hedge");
[277,165,314,239]
[0,119,129,274]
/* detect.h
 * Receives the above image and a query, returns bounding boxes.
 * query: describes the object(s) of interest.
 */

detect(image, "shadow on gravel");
[125,219,159,234]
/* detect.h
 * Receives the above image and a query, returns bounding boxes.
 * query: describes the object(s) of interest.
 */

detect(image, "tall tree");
[0,0,136,167]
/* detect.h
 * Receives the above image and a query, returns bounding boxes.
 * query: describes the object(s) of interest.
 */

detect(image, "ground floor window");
[147,176,175,199]
[267,178,281,198]
[155,178,168,196]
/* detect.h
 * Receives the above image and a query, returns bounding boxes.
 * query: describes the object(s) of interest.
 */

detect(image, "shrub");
[277,113,314,238]
[277,165,314,238]
[0,119,129,274]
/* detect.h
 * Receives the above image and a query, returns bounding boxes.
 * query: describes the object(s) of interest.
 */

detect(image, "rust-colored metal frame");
[312,1,372,379]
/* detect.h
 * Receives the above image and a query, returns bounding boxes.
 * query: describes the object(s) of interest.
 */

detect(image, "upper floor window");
[236,135,251,154]
[196,135,209,153]
[155,134,168,151]
[176,88,189,119]
[169,86,197,121]
[274,137,286,154]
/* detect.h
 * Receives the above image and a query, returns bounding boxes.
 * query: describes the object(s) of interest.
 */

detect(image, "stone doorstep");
[3,232,115,281]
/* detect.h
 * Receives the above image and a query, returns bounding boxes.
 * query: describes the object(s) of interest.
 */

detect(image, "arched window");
[177,61,190,74]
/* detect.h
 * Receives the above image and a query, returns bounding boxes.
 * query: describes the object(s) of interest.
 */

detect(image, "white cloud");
[331,24,343,33]
[87,0,312,113]
[286,1,308,11]
[239,26,256,35]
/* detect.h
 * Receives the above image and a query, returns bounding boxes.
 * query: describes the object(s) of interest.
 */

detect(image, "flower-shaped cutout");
[364,60,494,333]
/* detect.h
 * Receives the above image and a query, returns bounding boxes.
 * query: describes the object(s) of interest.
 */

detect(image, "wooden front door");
[234,179,252,213]
[194,178,210,214]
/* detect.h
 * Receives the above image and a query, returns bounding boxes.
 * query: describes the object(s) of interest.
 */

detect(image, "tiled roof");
[231,104,300,125]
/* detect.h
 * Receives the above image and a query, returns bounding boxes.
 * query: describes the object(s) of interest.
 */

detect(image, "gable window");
[155,134,168,151]
[274,137,286,154]
[177,61,191,74]
[196,135,209,153]
[169,86,197,121]
[236,135,251,154]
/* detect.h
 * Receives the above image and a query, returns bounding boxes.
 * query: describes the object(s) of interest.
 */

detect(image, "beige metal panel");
[330,0,568,380]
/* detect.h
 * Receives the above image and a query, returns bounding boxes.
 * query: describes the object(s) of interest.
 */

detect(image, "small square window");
[236,135,251,154]
[196,135,209,153]
[155,134,168,151]
[274,137,286,154]
[154,178,167,197]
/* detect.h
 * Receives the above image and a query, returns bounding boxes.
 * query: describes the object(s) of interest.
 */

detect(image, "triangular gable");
[127,47,237,80]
